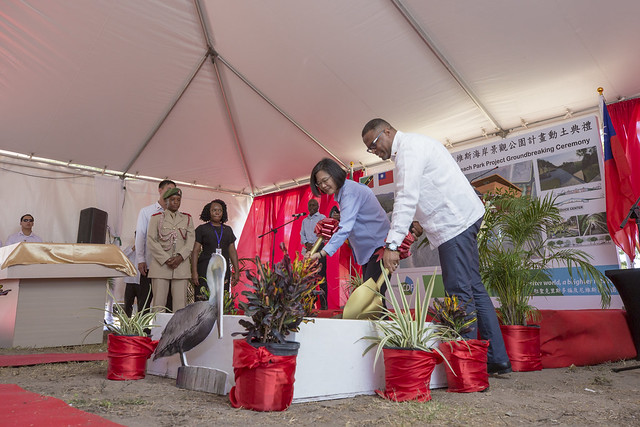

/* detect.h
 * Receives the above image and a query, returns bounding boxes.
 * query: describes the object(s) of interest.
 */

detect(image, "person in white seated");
[5,214,43,245]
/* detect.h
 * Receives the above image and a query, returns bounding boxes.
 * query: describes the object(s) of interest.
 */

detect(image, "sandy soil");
[2,343,640,427]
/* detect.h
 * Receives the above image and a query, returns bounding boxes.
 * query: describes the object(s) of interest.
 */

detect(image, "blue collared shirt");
[323,179,390,265]
[300,212,326,245]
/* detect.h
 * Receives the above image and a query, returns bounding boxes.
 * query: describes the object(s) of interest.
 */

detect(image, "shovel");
[342,268,389,320]
[342,232,416,320]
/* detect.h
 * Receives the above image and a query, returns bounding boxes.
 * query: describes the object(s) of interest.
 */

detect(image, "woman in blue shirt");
[308,158,390,282]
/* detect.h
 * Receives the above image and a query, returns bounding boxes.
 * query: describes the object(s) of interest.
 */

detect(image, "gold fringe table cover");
[0,243,136,276]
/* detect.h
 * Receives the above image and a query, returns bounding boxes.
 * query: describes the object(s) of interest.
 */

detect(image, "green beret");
[163,187,182,199]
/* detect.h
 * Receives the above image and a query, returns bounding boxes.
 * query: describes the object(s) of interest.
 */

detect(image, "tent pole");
[390,0,506,137]
[215,54,347,169]
[121,51,210,177]
[210,53,257,194]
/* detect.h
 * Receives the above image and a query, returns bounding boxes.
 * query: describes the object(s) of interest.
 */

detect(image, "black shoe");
[487,361,512,375]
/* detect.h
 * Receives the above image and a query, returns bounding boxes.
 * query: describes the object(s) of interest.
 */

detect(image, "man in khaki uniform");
[147,187,195,312]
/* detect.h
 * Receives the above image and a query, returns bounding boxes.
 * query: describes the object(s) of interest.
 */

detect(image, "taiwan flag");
[602,97,638,261]
[378,170,394,186]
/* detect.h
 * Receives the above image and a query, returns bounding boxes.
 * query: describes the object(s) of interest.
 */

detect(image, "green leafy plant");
[361,269,451,368]
[345,270,365,296]
[429,294,476,342]
[477,189,612,326]
[199,283,239,315]
[85,288,159,338]
[233,243,322,344]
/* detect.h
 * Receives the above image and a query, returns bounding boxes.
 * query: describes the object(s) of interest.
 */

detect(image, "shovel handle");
[374,268,389,292]
[308,237,324,256]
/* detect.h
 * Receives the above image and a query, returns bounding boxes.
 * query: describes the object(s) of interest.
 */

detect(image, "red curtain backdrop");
[604,98,640,260]
[235,171,365,308]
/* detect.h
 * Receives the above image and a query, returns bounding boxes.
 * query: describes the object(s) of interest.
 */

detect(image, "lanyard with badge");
[211,223,223,255]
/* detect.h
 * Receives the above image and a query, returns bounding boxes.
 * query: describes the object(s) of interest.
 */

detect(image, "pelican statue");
[153,253,226,366]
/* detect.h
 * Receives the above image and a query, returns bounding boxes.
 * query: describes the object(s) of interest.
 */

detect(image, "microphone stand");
[258,216,305,268]
[620,195,640,240]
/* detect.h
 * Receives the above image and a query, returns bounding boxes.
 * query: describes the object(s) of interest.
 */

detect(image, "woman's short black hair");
[200,199,229,223]
[310,158,347,196]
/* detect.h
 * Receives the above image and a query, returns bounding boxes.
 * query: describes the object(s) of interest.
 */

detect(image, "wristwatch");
[385,242,398,251]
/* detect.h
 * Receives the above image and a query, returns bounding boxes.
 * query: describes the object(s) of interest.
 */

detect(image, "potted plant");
[477,189,612,371]
[430,295,490,392]
[88,290,159,381]
[361,270,450,402]
[229,243,322,411]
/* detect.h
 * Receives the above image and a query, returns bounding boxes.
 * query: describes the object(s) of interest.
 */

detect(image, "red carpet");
[0,353,107,367]
[1,383,123,426]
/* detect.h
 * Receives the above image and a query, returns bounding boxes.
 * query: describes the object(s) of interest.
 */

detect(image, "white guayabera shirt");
[386,130,485,249]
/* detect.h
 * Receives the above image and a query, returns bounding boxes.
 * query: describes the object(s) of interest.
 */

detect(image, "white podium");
[0,243,136,348]
[147,314,447,402]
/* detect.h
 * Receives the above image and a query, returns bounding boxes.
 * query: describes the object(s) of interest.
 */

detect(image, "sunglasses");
[22,218,34,222]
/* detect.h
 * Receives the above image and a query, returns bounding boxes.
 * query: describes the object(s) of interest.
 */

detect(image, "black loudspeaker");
[77,207,108,244]
[605,269,640,361]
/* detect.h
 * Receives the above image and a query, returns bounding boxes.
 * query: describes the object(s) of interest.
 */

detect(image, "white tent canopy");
[3,0,639,199]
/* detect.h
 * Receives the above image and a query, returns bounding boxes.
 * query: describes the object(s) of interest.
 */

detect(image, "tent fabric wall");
[0,157,252,250]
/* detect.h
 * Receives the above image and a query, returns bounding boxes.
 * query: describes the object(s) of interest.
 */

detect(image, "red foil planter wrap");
[500,325,543,371]
[313,218,339,240]
[376,348,442,402]
[107,334,158,381]
[229,339,298,412]
[439,339,490,393]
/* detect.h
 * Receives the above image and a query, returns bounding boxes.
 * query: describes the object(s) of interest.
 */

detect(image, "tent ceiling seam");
[210,54,256,194]
[194,0,214,48]
[390,0,506,137]
[215,54,348,169]
[121,51,210,177]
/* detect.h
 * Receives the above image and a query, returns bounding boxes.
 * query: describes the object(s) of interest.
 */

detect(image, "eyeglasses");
[315,176,332,188]
[22,218,34,222]
[367,130,384,153]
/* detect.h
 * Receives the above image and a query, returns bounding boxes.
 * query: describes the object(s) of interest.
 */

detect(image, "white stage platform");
[147,314,447,403]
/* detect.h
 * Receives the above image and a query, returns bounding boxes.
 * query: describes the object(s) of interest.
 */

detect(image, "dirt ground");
[1,341,639,427]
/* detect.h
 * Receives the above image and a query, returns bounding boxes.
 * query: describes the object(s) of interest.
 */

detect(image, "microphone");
[292,212,307,218]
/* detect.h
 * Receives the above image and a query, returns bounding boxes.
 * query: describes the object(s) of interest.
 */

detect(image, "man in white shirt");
[300,198,328,309]
[5,214,43,245]
[135,180,176,309]
[361,118,511,375]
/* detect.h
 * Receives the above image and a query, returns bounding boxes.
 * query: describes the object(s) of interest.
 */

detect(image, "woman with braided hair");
[190,199,240,301]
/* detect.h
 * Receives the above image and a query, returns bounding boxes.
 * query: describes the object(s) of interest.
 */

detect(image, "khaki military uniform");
[147,210,195,311]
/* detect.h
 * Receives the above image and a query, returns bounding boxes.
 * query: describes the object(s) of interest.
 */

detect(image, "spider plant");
[85,288,159,338]
[361,269,451,368]
[477,189,612,326]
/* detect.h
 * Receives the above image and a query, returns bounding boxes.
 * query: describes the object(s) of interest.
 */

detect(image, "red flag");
[602,97,638,261]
